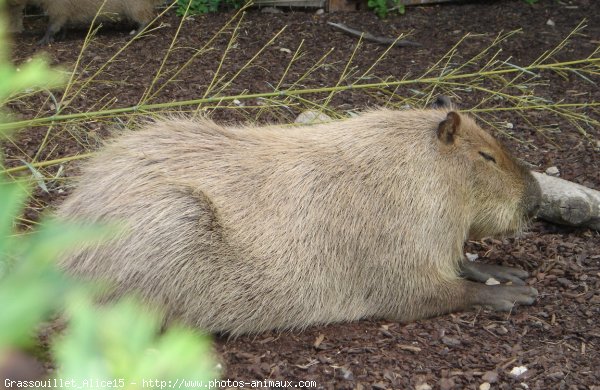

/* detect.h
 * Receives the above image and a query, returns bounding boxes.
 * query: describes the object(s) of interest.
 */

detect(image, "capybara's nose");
[528,201,541,218]
[524,179,542,219]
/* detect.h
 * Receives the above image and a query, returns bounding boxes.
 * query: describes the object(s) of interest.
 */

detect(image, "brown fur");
[13,0,164,43]
[58,108,541,335]
[6,0,25,33]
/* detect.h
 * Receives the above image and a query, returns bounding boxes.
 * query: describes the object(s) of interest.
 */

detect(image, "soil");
[4,0,600,389]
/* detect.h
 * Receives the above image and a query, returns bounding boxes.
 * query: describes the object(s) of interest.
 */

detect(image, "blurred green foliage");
[176,0,245,16]
[0,0,215,383]
[367,0,405,19]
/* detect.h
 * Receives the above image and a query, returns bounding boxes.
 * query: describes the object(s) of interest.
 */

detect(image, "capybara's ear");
[431,95,453,110]
[437,111,461,145]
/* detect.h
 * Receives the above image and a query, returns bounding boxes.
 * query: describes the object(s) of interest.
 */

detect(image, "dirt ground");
[5,0,600,389]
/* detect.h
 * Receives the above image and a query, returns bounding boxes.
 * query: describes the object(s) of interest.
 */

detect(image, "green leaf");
[0,179,29,245]
[0,58,65,101]
[133,328,215,380]
[21,160,49,193]
[55,297,215,382]
[0,11,215,381]
[0,265,71,347]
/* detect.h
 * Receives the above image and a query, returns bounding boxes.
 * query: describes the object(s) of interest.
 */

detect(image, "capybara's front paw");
[461,262,530,285]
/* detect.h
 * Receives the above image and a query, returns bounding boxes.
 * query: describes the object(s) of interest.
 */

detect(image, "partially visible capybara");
[58,105,541,335]
[5,0,25,33]
[15,0,164,44]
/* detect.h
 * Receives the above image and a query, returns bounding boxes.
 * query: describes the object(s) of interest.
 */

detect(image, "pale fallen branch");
[533,172,600,230]
[327,22,421,48]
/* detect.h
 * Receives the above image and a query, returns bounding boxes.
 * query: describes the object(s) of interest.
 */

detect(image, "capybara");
[5,0,25,33]
[17,0,164,44]
[58,106,542,335]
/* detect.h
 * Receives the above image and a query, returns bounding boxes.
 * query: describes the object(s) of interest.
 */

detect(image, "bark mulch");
[5,0,599,389]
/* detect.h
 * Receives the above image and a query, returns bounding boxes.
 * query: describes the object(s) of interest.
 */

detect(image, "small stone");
[415,384,432,390]
[545,166,560,176]
[441,336,461,347]
[295,110,331,124]
[546,18,555,27]
[485,277,500,285]
[341,366,354,380]
[466,252,479,261]
[315,8,325,14]
[482,370,499,383]
[509,366,528,378]
[479,383,491,390]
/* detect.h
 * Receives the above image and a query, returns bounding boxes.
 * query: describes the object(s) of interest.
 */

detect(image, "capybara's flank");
[17,0,164,44]
[58,107,541,335]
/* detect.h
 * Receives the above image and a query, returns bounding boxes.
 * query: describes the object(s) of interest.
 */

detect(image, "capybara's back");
[58,108,541,335]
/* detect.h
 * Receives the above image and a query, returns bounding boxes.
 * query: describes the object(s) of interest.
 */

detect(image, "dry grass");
[1,10,598,191]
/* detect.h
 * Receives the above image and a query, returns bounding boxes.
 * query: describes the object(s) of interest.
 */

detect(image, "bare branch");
[327,22,421,48]
[533,172,600,231]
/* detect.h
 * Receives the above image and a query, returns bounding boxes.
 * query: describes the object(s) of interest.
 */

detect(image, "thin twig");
[327,22,420,47]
